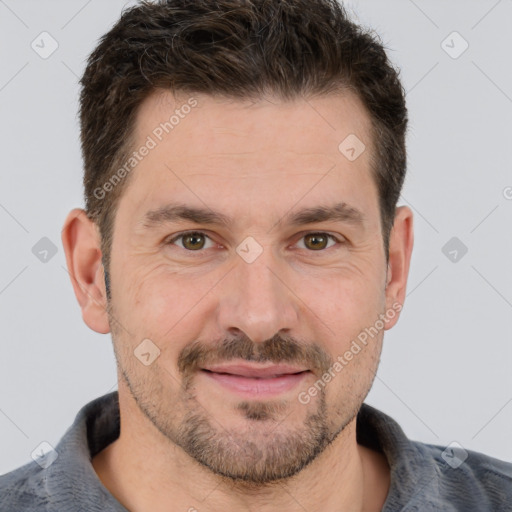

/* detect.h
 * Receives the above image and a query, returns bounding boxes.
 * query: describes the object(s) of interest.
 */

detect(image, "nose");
[216,245,299,344]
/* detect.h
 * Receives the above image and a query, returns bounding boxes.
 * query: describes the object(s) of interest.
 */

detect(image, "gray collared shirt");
[1,391,511,511]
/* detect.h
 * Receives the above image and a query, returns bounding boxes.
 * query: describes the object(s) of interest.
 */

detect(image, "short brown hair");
[79,0,408,293]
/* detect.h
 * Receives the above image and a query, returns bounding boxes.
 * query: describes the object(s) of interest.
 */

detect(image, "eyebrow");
[140,201,365,230]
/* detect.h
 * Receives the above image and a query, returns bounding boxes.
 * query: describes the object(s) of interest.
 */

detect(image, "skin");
[62,89,413,512]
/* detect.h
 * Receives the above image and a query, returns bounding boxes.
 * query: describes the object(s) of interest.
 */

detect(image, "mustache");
[177,332,333,377]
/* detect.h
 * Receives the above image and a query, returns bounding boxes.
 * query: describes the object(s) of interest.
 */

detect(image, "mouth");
[200,363,310,397]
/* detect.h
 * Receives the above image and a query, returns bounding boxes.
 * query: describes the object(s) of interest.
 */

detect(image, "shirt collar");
[44,391,437,511]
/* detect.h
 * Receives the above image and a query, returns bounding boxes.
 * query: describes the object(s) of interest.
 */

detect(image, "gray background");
[1,0,511,475]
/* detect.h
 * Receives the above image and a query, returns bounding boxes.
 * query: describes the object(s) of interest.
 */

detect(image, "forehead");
[135,88,373,159]
[114,89,379,231]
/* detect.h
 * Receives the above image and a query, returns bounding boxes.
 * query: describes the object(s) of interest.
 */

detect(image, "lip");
[200,363,310,398]
[201,363,308,378]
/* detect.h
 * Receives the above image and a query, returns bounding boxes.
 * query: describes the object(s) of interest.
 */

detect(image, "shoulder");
[0,459,51,511]
[415,440,512,509]
[358,403,512,511]
[0,391,121,511]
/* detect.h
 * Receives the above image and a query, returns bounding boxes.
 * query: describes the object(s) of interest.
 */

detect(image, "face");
[101,90,401,483]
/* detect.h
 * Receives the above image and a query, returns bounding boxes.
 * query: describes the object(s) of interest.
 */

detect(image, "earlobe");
[61,208,111,334]
[384,206,414,329]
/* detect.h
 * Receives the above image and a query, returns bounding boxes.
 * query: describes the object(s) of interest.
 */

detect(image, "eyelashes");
[165,230,346,255]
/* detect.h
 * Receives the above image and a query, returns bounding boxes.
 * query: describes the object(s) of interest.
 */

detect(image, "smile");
[200,364,310,397]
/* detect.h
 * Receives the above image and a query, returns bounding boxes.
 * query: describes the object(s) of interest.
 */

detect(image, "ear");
[384,205,414,329]
[61,208,110,334]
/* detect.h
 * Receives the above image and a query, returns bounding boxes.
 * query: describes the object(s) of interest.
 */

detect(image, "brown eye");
[303,233,330,250]
[182,232,206,250]
[168,231,214,251]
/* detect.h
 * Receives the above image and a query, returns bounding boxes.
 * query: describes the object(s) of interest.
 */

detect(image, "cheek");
[116,243,386,344]
[294,268,385,339]
[109,262,171,341]
[125,265,216,341]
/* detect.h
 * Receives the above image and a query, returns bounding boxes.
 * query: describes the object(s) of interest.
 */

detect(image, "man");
[1,0,510,510]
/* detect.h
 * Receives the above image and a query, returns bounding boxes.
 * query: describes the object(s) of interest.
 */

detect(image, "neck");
[92,389,390,512]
